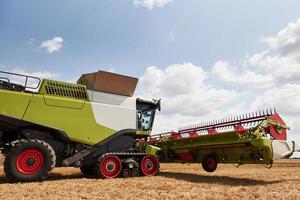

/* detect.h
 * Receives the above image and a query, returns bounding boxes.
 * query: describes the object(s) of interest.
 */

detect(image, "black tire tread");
[4,139,56,182]
[201,154,217,173]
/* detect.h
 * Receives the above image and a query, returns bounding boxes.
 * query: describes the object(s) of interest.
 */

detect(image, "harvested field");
[0,157,299,200]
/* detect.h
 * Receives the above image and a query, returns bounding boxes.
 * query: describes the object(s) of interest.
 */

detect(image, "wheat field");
[0,156,299,200]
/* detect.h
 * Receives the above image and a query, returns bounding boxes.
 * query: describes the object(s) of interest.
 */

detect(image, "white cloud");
[211,61,274,88]
[39,37,64,53]
[244,19,300,84]
[244,52,300,85]
[263,18,300,57]
[134,0,173,10]
[213,18,300,90]
[138,63,237,132]
[250,84,300,136]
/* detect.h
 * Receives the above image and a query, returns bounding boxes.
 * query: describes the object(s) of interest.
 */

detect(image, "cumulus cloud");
[263,18,300,57]
[251,84,300,116]
[134,0,173,10]
[244,50,300,85]
[39,37,64,53]
[245,19,300,84]
[211,61,274,88]
[138,63,237,132]
[212,18,300,90]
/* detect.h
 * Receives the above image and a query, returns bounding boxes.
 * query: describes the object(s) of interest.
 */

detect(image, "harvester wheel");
[140,155,159,176]
[4,139,56,182]
[202,154,217,172]
[95,155,122,179]
[80,165,96,177]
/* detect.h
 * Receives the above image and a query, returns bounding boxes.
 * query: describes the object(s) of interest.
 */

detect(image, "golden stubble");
[0,156,299,200]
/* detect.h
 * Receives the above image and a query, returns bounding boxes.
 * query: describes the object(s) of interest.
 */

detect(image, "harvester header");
[141,109,298,173]
[178,108,288,140]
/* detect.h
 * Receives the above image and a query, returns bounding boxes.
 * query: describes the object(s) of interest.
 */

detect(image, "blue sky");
[1,1,300,151]
[1,0,300,80]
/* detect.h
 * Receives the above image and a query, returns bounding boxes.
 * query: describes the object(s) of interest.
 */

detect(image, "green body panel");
[23,94,115,145]
[145,131,274,165]
[145,144,161,155]
[0,90,33,119]
[43,95,86,109]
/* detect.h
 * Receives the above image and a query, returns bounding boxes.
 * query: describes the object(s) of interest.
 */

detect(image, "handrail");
[0,70,42,90]
[0,77,10,83]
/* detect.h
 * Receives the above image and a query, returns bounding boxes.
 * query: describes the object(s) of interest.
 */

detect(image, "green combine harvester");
[0,70,298,182]
[0,70,161,181]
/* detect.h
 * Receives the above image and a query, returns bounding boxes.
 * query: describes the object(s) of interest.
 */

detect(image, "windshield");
[137,99,160,132]
[141,109,155,131]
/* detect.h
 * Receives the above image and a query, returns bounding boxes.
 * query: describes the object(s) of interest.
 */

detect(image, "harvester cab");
[136,98,161,132]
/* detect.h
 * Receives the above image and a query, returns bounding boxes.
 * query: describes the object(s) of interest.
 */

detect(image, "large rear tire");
[4,139,56,182]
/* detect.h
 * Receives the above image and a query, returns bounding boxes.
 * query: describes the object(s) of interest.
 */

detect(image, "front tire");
[202,154,217,172]
[4,139,56,182]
